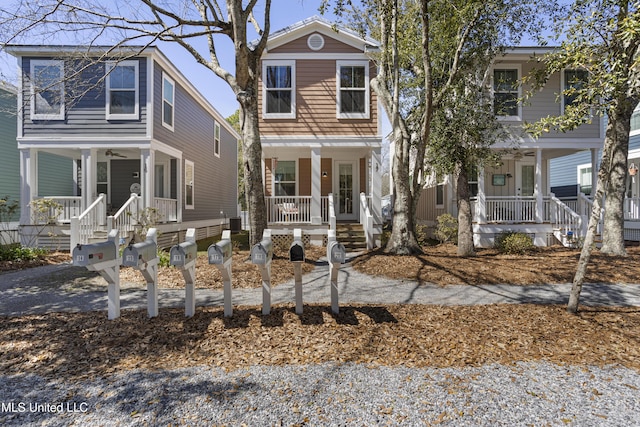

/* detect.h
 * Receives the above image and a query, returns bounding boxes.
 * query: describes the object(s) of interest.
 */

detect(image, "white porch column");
[591,148,598,196]
[535,148,544,223]
[311,147,322,224]
[141,149,155,210]
[19,148,37,225]
[371,148,382,226]
[81,148,97,211]
[476,166,486,224]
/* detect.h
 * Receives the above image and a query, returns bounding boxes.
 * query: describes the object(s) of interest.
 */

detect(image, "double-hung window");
[337,61,369,119]
[213,121,221,157]
[106,60,138,120]
[30,60,65,120]
[493,67,521,120]
[263,60,295,119]
[162,73,175,130]
[562,69,588,114]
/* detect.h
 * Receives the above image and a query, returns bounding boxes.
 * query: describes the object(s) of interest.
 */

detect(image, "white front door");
[516,160,535,197]
[335,161,358,221]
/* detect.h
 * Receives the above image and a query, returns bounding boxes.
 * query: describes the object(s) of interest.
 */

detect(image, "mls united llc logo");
[1,402,89,413]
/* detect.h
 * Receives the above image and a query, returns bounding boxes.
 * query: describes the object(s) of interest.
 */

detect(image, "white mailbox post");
[169,228,198,317]
[289,228,305,314]
[72,229,120,320]
[251,229,273,315]
[208,230,233,317]
[122,228,159,318]
[327,229,346,314]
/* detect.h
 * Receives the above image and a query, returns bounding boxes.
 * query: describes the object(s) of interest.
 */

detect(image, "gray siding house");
[6,45,239,249]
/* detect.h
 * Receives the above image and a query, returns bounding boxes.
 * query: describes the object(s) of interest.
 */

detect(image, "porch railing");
[107,193,141,245]
[154,197,178,222]
[483,196,538,223]
[625,197,640,221]
[359,192,374,249]
[35,196,82,223]
[549,196,583,239]
[265,196,332,224]
[70,193,107,248]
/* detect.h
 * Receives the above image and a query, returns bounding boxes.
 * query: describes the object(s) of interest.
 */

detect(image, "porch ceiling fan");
[105,149,127,158]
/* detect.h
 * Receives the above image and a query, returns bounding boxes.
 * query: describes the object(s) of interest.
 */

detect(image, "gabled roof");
[264,15,379,53]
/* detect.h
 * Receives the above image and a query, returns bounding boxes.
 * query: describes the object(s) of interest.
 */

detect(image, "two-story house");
[6,45,239,250]
[416,47,604,247]
[258,16,383,249]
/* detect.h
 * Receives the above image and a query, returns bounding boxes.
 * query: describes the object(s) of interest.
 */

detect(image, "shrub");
[434,214,458,244]
[158,250,171,268]
[415,223,431,246]
[494,232,535,255]
[0,244,48,262]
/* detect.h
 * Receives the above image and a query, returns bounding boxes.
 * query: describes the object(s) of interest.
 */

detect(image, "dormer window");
[106,60,139,120]
[337,60,370,119]
[263,60,296,119]
[30,60,64,120]
[493,66,521,120]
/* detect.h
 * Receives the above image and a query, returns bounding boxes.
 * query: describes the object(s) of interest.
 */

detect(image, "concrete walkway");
[1,257,639,317]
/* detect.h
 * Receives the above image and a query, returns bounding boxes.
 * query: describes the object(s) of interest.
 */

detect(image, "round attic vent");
[307,33,325,51]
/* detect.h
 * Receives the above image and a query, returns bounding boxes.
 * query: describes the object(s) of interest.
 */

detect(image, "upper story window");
[106,60,139,120]
[30,60,65,120]
[562,69,588,113]
[162,73,175,130]
[631,109,640,133]
[214,121,221,157]
[263,60,295,119]
[337,61,370,119]
[493,66,521,120]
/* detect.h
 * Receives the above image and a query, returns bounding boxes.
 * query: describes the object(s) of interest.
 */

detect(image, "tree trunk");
[600,102,634,255]
[456,166,475,256]
[238,91,267,246]
[385,133,422,255]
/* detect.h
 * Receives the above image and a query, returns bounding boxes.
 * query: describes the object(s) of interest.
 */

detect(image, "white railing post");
[328,193,336,230]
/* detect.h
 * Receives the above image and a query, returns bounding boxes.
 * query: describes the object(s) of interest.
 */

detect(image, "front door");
[516,160,535,222]
[335,161,358,221]
[110,159,140,210]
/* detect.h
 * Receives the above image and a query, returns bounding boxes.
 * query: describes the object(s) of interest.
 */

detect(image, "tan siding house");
[259,17,383,247]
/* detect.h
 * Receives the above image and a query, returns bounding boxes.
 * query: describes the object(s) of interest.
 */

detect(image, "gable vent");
[307,33,325,51]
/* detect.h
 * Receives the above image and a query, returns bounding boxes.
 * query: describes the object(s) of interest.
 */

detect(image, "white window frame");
[262,60,296,119]
[105,60,139,120]
[561,68,589,115]
[214,121,221,158]
[272,159,298,197]
[492,65,522,121]
[30,59,65,120]
[162,72,175,131]
[184,159,195,210]
[336,60,370,119]
[577,162,593,195]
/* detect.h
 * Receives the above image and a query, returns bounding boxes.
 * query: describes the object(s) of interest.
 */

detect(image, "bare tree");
[0,0,270,245]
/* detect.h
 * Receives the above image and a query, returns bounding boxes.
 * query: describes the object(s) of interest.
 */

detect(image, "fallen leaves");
[0,304,638,381]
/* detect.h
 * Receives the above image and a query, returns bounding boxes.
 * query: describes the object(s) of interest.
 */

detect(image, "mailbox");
[327,240,346,264]
[251,240,273,264]
[122,239,158,267]
[170,241,197,267]
[208,239,232,264]
[289,229,305,262]
[73,241,117,267]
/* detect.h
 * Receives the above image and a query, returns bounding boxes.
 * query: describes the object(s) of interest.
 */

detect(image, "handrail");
[107,193,141,246]
[70,193,106,248]
[550,195,583,242]
[328,193,336,230]
[359,192,374,250]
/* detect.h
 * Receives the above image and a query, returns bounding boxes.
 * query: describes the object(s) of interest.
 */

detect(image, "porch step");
[335,223,367,251]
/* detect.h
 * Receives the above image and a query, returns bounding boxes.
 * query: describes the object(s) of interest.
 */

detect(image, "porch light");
[630,163,638,176]
[322,171,328,178]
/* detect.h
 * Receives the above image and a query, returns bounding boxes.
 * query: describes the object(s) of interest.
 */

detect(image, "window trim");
[30,59,65,121]
[184,159,195,210]
[105,60,139,120]
[262,60,296,119]
[162,72,175,131]
[336,60,370,119]
[272,159,297,197]
[492,65,522,121]
[214,121,221,158]
[577,162,593,196]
